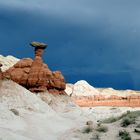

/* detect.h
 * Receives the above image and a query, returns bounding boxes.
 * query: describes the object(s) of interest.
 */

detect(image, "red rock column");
[35,47,44,58]
[27,42,47,90]
[33,47,44,67]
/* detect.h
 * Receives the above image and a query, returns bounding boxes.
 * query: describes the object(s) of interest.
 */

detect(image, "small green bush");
[110,107,117,110]
[10,108,19,116]
[96,125,108,133]
[136,124,140,128]
[134,128,140,133]
[119,130,131,140]
[102,110,140,124]
[102,116,117,123]
[82,127,93,133]
[121,117,135,127]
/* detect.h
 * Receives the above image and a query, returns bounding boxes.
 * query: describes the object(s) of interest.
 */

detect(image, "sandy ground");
[0,80,140,140]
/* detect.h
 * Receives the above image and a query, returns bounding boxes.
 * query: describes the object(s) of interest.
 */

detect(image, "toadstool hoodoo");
[3,41,66,94]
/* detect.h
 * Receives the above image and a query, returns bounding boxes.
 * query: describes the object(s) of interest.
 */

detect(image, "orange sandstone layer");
[72,95,140,107]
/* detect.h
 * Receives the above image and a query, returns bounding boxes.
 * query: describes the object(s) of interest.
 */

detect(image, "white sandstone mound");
[65,80,100,96]
[0,80,140,140]
[0,80,60,140]
[0,80,91,140]
[0,55,19,71]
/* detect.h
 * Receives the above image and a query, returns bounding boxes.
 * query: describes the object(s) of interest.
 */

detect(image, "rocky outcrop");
[0,55,19,71]
[3,42,66,94]
[65,80,140,107]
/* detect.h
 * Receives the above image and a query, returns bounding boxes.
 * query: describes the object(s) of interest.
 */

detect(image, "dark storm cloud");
[0,0,140,89]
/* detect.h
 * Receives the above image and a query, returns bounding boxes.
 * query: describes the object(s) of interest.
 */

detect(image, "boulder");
[3,41,66,94]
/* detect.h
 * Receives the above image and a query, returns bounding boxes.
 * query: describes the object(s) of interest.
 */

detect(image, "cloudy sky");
[0,0,140,89]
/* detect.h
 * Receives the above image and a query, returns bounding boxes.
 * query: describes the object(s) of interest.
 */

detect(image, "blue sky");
[0,0,140,89]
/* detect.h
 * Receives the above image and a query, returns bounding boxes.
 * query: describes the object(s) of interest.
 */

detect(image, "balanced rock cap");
[30,41,48,49]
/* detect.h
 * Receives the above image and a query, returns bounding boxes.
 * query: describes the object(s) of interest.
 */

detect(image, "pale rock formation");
[0,55,19,71]
[65,80,100,96]
[65,83,73,96]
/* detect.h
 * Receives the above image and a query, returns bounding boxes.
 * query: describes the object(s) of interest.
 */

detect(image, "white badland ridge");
[0,80,87,140]
[1,77,140,140]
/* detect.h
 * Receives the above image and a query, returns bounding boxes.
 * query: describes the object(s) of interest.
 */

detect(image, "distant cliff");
[66,80,140,107]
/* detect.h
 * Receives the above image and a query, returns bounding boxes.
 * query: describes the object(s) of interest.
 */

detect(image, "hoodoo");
[3,41,66,94]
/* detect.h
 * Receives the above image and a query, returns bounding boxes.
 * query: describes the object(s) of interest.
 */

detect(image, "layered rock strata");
[3,42,66,94]
[72,95,140,107]
[66,80,140,107]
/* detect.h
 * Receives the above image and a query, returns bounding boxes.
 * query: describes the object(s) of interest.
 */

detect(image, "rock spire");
[3,41,66,94]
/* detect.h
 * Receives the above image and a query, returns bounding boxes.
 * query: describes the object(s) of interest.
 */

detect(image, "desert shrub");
[82,126,93,133]
[126,111,140,120]
[102,116,117,123]
[134,128,140,133]
[110,107,117,110]
[96,125,108,133]
[121,117,135,127]
[102,113,128,124]
[10,108,19,116]
[119,130,131,140]
[136,124,140,128]
[97,123,101,127]
[86,120,93,126]
[102,110,140,124]
[82,120,94,133]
